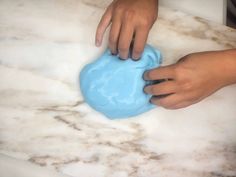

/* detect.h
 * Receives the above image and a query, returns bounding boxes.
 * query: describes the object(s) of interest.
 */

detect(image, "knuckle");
[175,71,193,91]
[174,65,187,80]
[109,36,116,45]
[124,9,135,19]
[114,4,125,13]
[182,82,193,91]
[115,5,135,19]
[173,65,181,78]
[139,18,151,27]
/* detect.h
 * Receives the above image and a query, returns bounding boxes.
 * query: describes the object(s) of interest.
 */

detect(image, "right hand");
[95,0,158,60]
[144,49,236,109]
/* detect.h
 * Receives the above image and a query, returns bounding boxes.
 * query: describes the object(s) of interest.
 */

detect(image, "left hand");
[95,0,158,59]
[144,49,236,109]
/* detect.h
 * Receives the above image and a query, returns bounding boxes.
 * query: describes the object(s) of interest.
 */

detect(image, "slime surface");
[80,45,162,119]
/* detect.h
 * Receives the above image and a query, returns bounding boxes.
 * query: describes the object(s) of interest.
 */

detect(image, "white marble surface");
[159,0,226,24]
[0,0,236,177]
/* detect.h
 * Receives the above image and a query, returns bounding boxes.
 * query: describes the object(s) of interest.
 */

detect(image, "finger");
[95,6,113,47]
[109,13,122,55]
[143,65,176,81]
[150,94,183,109]
[132,27,149,60]
[144,81,178,96]
[118,19,135,59]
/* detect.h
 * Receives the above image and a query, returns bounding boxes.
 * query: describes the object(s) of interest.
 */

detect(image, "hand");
[144,49,236,109]
[95,0,158,59]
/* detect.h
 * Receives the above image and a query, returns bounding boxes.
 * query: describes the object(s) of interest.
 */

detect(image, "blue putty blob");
[80,45,162,119]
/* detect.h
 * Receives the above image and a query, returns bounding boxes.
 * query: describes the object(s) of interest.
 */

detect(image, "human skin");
[96,0,236,109]
[95,0,158,59]
[144,49,236,109]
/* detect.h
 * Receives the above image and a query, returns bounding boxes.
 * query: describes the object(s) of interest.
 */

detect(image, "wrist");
[218,49,236,86]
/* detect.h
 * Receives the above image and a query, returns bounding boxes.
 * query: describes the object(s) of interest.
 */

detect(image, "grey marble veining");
[0,0,236,177]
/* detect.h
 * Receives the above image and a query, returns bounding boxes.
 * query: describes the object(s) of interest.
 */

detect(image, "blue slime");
[80,45,162,119]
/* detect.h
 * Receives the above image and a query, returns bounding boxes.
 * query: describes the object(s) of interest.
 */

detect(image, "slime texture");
[80,45,162,119]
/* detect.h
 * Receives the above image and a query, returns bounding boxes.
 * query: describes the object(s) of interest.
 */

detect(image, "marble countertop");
[0,0,236,177]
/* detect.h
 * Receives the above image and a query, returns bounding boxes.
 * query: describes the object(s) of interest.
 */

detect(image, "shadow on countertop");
[227,0,236,29]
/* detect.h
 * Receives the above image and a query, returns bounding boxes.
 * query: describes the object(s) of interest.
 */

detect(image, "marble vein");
[0,0,236,177]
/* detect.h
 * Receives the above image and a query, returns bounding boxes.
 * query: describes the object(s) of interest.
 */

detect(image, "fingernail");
[144,86,151,94]
[111,51,118,56]
[131,54,138,60]
[118,57,126,60]
[143,71,149,80]
[149,97,154,104]
[132,57,141,61]
[132,52,142,61]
